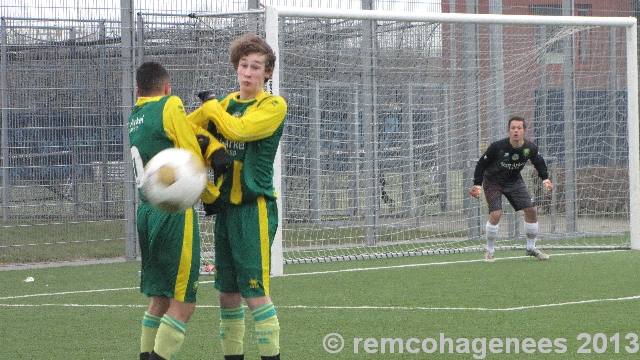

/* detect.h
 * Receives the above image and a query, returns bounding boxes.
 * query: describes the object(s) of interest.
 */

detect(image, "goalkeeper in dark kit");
[469,116,553,263]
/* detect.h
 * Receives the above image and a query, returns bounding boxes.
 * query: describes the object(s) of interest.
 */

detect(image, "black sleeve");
[530,147,549,180]
[473,143,496,186]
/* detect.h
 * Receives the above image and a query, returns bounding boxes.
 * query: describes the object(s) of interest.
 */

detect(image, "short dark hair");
[229,33,276,82]
[136,61,170,96]
[508,116,526,129]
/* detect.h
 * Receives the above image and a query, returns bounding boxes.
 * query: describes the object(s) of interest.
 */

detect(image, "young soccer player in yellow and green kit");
[128,61,231,360]
[187,33,287,360]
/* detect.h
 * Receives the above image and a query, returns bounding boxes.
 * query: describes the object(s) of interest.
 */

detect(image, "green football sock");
[141,312,161,354]
[252,303,280,357]
[220,306,246,356]
[154,314,186,359]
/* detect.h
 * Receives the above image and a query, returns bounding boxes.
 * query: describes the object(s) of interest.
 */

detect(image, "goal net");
[266,8,639,270]
[139,7,638,274]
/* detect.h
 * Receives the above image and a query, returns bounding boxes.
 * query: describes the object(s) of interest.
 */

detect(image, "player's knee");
[488,211,502,225]
[523,206,538,221]
[219,292,244,308]
[246,296,272,311]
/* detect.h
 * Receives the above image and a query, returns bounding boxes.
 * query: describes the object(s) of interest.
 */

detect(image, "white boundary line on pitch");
[2,294,640,311]
[276,294,640,311]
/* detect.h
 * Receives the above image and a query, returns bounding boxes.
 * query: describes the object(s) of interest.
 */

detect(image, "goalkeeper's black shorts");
[483,177,534,212]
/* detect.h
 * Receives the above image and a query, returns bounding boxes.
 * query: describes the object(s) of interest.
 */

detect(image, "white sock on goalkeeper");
[524,221,539,250]
[485,222,499,253]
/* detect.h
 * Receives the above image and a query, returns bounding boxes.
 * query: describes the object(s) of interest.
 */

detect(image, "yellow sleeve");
[163,96,220,203]
[162,96,202,156]
[198,95,287,142]
[186,106,209,130]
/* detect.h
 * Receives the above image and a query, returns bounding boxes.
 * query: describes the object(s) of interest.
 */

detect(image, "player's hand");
[542,179,553,192]
[210,148,232,179]
[470,185,483,198]
[202,198,224,216]
[197,90,216,103]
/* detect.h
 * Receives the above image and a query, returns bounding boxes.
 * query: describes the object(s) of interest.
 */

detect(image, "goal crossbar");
[269,7,638,27]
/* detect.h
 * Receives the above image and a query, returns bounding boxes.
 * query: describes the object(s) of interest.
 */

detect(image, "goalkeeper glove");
[197,90,216,103]
[470,185,483,198]
[210,148,232,179]
[542,179,553,192]
[202,198,224,216]
[196,134,232,179]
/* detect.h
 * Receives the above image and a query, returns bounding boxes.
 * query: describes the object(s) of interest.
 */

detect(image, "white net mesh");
[273,11,632,263]
[136,10,633,269]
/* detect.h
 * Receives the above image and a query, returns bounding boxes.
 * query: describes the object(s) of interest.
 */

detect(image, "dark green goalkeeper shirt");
[187,89,287,205]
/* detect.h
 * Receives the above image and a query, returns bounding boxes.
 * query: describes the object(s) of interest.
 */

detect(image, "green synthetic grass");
[1,249,639,359]
[0,221,126,264]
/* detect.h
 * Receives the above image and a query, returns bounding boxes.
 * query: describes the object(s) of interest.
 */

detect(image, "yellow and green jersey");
[127,95,219,203]
[128,95,204,303]
[187,89,287,205]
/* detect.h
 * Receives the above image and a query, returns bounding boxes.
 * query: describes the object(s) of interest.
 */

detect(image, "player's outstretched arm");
[199,94,287,142]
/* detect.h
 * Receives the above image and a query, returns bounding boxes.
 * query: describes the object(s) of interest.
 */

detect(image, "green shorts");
[137,201,201,303]
[214,197,279,298]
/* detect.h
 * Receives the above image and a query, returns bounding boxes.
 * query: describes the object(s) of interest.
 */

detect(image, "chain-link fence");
[1,0,638,265]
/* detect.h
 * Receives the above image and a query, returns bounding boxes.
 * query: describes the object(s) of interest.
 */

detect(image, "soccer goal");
[258,7,639,275]
[175,7,638,276]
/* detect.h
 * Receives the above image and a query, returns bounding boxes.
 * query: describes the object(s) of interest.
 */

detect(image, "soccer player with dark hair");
[188,33,286,360]
[128,61,230,360]
[469,116,553,263]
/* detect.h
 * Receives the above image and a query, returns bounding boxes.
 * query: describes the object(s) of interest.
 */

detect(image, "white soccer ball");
[141,148,207,212]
